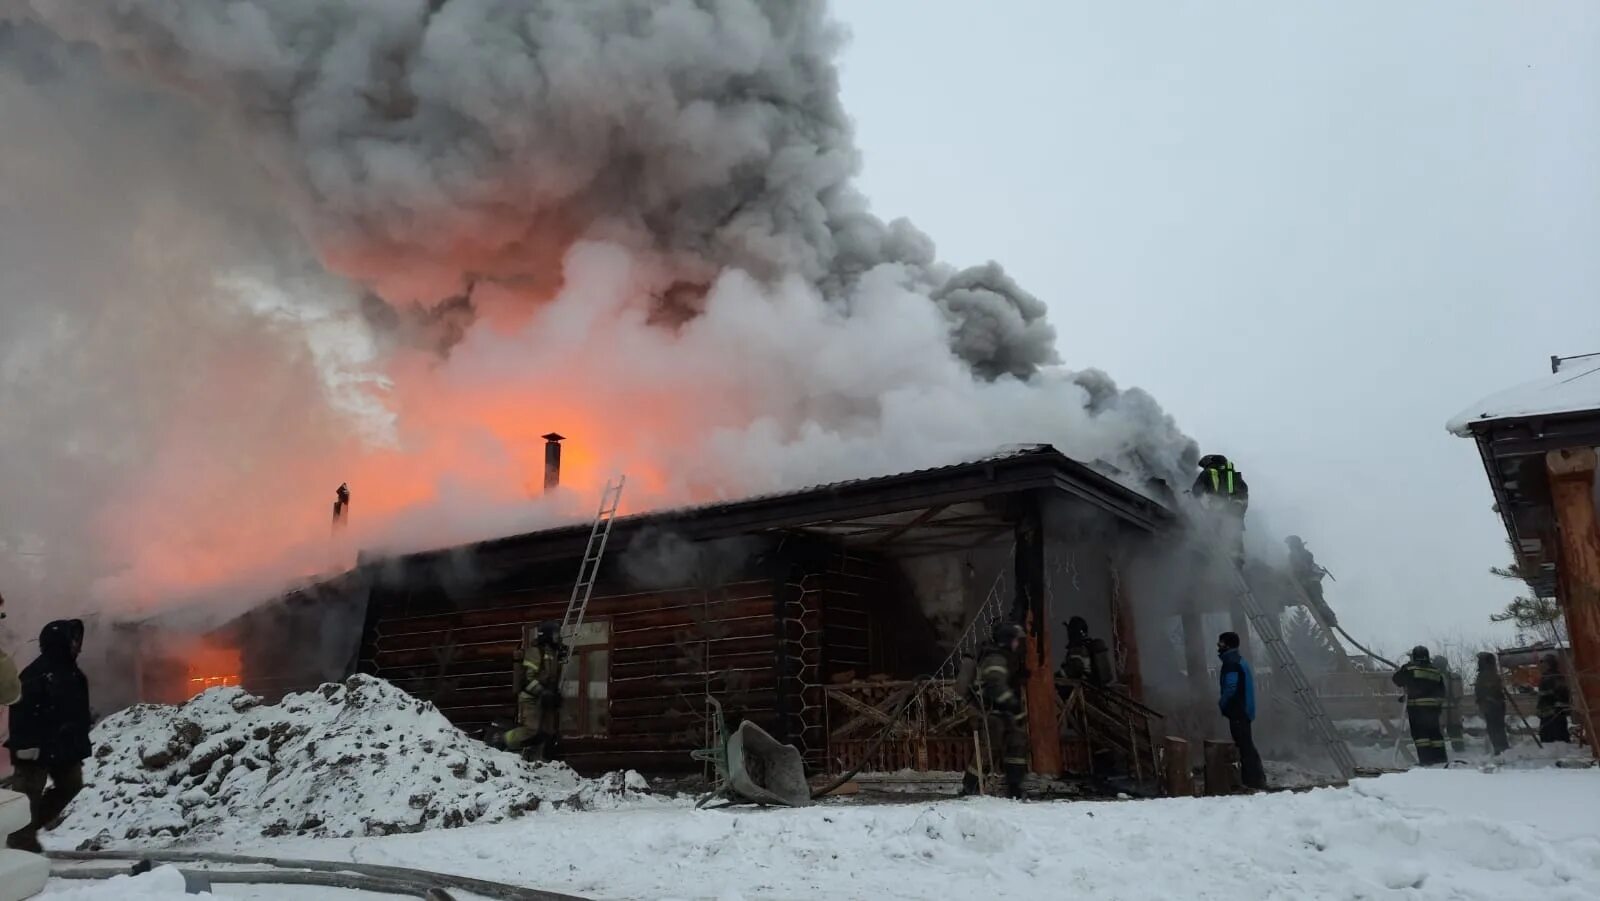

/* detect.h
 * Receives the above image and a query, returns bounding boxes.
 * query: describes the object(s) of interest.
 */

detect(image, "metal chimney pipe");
[542,433,564,493]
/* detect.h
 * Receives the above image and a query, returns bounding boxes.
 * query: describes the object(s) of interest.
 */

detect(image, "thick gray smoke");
[3,0,1056,373]
[0,1,1198,633]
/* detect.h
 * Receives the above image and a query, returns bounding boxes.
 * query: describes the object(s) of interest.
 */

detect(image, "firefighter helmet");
[536,621,561,645]
[991,622,1025,648]
[1411,645,1430,662]
[1198,453,1229,469]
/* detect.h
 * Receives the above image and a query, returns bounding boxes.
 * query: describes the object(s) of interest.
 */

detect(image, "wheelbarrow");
[691,697,812,808]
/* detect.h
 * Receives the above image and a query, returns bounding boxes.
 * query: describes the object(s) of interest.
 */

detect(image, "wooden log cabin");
[131,445,1181,777]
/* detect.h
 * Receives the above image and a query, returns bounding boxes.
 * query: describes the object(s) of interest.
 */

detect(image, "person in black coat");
[4,619,91,852]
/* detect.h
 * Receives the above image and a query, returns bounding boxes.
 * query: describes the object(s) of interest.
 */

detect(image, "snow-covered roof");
[1447,356,1600,436]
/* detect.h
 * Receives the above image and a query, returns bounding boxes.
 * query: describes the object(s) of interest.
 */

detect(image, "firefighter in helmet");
[1392,645,1448,765]
[502,621,565,761]
[962,621,1030,800]
[1192,454,1250,566]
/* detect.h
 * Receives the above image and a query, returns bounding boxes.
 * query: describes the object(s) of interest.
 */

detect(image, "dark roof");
[1450,355,1600,599]
[1455,412,1600,599]
[375,444,1174,572]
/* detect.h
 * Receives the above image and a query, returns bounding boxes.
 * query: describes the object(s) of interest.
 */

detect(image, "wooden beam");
[870,505,949,546]
[1163,736,1194,797]
[1014,494,1063,776]
[1545,446,1600,756]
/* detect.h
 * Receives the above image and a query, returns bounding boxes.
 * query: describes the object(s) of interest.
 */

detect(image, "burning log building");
[117,443,1231,779]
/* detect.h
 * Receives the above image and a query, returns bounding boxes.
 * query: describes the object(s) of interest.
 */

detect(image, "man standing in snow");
[1216,631,1266,790]
[1536,654,1571,744]
[961,621,1029,800]
[1392,646,1448,765]
[1192,454,1249,567]
[509,621,564,762]
[4,619,92,852]
[1474,652,1510,755]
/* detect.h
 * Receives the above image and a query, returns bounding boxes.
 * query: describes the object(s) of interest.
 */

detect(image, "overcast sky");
[836,1,1600,648]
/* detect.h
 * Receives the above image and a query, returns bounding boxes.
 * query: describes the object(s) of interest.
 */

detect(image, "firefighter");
[4,620,92,852]
[961,621,1029,800]
[1392,645,1448,766]
[1284,536,1338,625]
[1438,657,1466,752]
[508,621,565,761]
[1537,653,1572,744]
[1474,651,1510,755]
[1192,454,1249,566]
[1056,616,1111,689]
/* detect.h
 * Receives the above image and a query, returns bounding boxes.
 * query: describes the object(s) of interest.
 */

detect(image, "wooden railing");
[824,680,976,774]
[1056,678,1164,787]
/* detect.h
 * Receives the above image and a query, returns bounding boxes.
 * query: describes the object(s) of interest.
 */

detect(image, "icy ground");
[55,676,650,844]
[37,765,1600,900]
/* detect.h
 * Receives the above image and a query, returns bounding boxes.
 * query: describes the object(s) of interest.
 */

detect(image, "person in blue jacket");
[1217,631,1266,790]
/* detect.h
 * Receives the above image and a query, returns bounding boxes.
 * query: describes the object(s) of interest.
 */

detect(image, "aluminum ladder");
[1222,556,1358,780]
[559,475,626,642]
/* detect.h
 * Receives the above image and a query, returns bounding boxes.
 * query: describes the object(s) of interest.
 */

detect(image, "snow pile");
[59,675,650,844]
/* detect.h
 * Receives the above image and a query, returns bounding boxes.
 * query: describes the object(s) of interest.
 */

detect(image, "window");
[561,620,611,737]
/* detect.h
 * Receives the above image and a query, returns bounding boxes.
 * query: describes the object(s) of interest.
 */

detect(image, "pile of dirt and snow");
[59,675,650,845]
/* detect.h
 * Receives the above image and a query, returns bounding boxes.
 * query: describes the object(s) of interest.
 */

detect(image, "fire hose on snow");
[47,849,590,901]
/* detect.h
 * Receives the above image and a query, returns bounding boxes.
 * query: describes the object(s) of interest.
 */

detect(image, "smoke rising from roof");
[0,2,1197,629]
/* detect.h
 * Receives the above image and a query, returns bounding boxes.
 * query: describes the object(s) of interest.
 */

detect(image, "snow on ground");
[39,766,1600,901]
[56,675,651,845]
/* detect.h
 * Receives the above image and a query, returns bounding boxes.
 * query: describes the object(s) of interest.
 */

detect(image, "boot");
[5,830,43,853]
[1003,764,1027,800]
[959,770,980,797]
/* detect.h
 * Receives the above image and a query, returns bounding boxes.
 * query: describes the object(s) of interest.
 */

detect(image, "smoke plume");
[0,2,1197,634]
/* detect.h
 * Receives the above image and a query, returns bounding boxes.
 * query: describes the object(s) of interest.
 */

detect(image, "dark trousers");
[964,711,1029,798]
[1539,712,1571,744]
[1406,706,1448,765]
[6,760,84,849]
[1480,703,1509,754]
[1444,705,1465,751]
[1228,716,1266,789]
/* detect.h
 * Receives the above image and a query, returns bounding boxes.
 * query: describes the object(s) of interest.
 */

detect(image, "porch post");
[1015,493,1062,776]
[1545,447,1600,755]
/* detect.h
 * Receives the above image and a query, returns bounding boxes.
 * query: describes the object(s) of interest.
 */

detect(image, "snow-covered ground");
[37,765,1600,900]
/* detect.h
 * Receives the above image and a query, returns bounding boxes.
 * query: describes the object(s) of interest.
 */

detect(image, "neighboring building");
[1449,352,1600,755]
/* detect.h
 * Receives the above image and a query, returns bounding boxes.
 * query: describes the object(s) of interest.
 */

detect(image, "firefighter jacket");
[1538,669,1571,718]
[1392,661,1446,708]
[1288,546,1326,586]
[0,646,20,707]
[1192,463,1249,513]
[972,644,1025,718]
[520,643,563,707]
[4,619,92,765]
